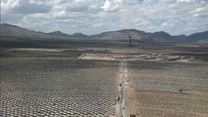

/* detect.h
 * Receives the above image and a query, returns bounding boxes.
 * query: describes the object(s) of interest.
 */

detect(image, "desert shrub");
[179,89,183,92]
[130,114,136,117]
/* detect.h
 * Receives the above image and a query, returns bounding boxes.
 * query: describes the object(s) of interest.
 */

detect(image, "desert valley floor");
[1,41,208,117]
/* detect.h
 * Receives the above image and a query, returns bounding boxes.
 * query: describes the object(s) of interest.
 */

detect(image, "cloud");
[1,10,24,24]
[65,0,90,12]
[1,0,208,35]
[1,0,52,14]
[176,0,194,3]
[52,0,103,13]
[159,19,185,34]
[101,0,121,12]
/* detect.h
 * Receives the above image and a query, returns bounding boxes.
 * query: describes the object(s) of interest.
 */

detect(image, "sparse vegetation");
[127,60,208,116]
[130,114,136,117]
[179,89,183,93]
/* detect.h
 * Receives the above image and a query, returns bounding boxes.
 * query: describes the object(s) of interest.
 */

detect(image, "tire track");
[119,60,126,117]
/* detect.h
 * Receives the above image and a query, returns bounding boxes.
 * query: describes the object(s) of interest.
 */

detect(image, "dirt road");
[119,60,127,117]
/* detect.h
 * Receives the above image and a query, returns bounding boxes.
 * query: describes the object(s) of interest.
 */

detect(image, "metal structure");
[128,35,132,47]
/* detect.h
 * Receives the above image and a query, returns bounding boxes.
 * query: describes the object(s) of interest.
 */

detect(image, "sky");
[1,0,208,35]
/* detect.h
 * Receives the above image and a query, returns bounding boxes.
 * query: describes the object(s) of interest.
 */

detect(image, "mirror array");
[1,58,119,117]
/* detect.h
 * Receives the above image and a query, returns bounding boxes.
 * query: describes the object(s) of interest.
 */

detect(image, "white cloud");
[1,0,208,35]
[1,0,19,10]
[176,0,194,3]
[1,0,52,14]
[101,0,121,12]
[159,19,185,34]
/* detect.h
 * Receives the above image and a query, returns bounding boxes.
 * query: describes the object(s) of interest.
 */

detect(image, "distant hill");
[143,31,171,42]
[91,29,208,42]
[172,35,188,42]
[71,33,88,38]
[0,23,88,39]
[48,31,70,37]
[91,29,149,40]
[188,31,208,42]
[91,29,189,42]
[0,23,51,38]
[1,23,208,42]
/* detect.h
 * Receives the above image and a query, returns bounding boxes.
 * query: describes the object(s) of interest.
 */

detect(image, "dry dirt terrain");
[126,61,208,117]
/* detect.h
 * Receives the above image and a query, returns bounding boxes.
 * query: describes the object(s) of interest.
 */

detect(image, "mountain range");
[1,23,208,42]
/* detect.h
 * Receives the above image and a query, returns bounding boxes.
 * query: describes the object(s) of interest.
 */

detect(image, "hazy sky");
[1,0,208,35]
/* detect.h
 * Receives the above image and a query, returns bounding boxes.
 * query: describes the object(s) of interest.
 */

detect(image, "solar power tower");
[128,35,132,47]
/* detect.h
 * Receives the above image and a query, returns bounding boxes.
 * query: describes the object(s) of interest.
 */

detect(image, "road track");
[119,60,126,117]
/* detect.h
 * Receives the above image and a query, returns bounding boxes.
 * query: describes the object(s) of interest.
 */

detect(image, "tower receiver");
[128,35,132,47]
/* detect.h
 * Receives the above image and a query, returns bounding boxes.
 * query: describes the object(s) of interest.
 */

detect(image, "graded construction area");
[126,61,208,117]
[0,57,120,117]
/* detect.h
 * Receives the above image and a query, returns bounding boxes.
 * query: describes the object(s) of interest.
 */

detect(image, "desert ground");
[126,61,208,117]
[0,39,208,117]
